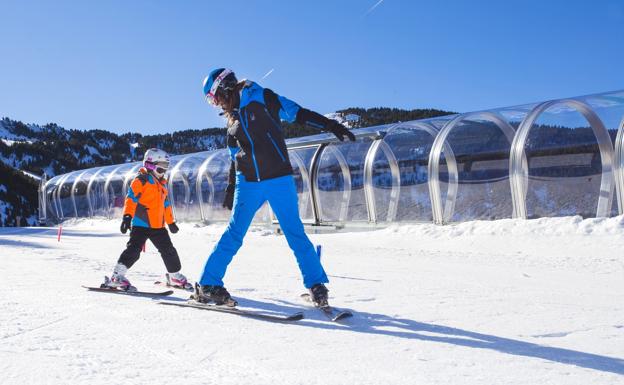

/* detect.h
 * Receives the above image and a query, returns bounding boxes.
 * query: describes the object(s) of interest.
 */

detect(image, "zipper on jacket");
[264,107,284,132]
[238,109,261,181]
[266,132,287,162]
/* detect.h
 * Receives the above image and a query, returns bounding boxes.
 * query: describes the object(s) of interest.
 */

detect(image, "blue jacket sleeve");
[263,88,331,131]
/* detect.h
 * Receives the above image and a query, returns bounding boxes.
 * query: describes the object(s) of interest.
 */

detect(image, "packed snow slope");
[1,216,623,385]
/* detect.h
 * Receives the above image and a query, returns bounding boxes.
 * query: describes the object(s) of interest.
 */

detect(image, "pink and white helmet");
[143,148,170,178]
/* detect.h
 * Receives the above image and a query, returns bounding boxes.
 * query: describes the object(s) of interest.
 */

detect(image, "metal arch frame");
[103,165,126,218]
[379,121,448,223]
[54,172,76,220]
[196,151,225,221]
[510,99,615,219]
[86,168,106,217]
[38,173,48,224]
[312,143,352,224]
[426,118,463,224]
[308,144,326,225]
[70,170,90,218]
[167,155,193,220]
[363,132,401,223]
[44,177,62,222]
[121,164,142,198]
[614,115,624,214]
[288,150,312,220]
[429,111,519,224]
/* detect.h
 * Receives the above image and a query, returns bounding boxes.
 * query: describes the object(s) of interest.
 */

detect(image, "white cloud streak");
[365,0,385,16]
[261,68,275,80]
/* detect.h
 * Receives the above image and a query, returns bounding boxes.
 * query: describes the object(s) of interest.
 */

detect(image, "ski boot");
[192,283,237,307]
[166,272,193,291]
[309,283,329,308]
[102,274,136,291]
[102,263,136,291]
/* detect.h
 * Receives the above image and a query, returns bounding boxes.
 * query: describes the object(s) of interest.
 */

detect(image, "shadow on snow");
[262,298,623,376]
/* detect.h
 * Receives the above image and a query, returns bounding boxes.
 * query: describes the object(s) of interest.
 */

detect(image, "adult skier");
[105,148,190,291]
[196,68,355,307]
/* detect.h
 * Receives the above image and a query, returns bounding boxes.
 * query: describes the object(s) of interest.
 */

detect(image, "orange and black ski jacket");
[123,167,174,229]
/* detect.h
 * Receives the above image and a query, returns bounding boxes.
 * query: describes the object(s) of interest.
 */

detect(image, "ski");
[83,285,174,297]
[158,300,304,322]
[301,293,353,322]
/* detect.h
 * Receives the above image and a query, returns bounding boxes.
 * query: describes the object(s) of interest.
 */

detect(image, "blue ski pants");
[199,174,328,288]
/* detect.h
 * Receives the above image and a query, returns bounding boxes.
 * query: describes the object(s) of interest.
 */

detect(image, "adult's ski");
[300,293,353,322]
[158,300,304,322]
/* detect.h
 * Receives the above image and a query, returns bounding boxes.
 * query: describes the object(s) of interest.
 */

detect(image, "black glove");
[222,184,235,211]
[326,120,356,142]
[120,214,132,234]
[168,222,179,234]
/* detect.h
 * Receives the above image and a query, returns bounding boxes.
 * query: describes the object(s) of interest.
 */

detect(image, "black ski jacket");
[226,81,335,183]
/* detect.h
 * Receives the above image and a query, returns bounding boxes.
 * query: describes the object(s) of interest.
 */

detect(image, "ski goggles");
[205,69,233,105]
[145,161,169,174]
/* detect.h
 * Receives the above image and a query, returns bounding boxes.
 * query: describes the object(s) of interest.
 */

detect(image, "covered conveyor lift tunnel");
[39,90,624,228]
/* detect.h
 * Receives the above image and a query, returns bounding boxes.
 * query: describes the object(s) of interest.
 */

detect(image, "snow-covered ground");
[1,216,623,384]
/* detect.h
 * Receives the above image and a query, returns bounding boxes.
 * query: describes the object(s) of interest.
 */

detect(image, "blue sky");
[1,0,623,134]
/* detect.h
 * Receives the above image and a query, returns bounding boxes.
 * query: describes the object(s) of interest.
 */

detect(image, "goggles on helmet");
[205,69,233,105]
[145,161,169,175]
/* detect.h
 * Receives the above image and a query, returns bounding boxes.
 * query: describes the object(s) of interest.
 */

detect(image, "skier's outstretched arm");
[263,88,355,142]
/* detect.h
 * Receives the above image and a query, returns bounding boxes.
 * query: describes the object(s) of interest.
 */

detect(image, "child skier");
[105,148,190,291]
[197,68,355,307]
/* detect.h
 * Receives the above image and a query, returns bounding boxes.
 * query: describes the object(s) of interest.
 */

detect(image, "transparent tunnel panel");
[576,91,624,216]
[524,106,607,218]
[107,163,140,219]
[316,139,373,223]
[445,117,514,221]
[88,166,118,217]
[58,173,77,219]
[288,146,317,223]
[383,126,436,222]
[72,169,98,217]
[197,150,231,222]
[44,175,63,221]
[168,153,208,222]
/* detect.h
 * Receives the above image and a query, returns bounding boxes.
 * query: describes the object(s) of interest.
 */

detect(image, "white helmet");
[143,148,170,179]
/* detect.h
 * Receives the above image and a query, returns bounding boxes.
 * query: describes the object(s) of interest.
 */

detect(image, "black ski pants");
[118,226,181,273]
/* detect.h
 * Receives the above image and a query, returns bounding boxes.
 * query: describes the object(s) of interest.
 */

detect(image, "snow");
[325,112,361,128]
[18,169,42,181]
[1,139,34,146]
[0,125,25,141]
[97,139,115,150]
[86,145,102,157]
[1,216,623,384]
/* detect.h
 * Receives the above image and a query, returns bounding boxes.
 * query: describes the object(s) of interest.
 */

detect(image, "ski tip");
[332,311,353,322]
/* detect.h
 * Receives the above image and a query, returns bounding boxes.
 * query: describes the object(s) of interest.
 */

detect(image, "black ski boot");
[309,283,329,308]
[193,283,237,307]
